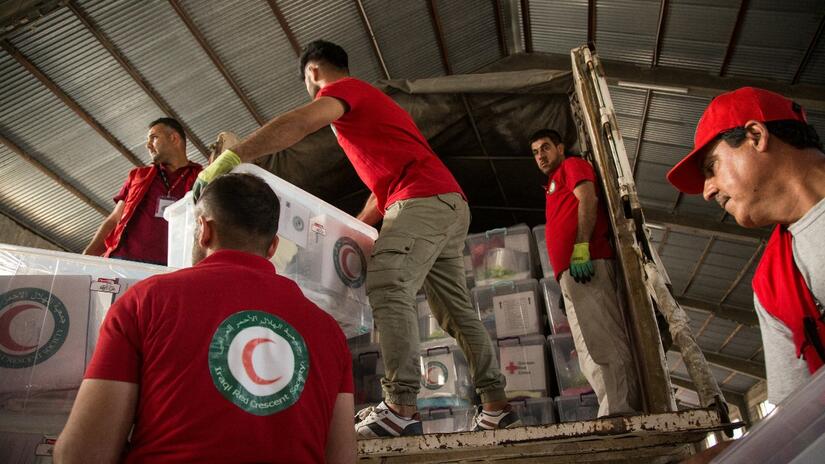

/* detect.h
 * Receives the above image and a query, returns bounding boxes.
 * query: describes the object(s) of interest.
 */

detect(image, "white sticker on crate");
[500,344,546,393]
[492,290,539,337]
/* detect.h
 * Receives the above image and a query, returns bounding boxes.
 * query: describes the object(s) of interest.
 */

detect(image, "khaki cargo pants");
[366,193,507,407]
[560,259,641,417]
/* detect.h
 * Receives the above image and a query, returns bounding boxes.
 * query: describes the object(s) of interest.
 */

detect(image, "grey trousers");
[366,193,507,406]
[560,259,641,416]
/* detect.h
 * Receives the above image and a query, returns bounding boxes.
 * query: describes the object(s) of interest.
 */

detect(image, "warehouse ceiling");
[2,0,825,408]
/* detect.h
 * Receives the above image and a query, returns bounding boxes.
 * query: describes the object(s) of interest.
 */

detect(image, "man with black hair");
[84,117,201,265]
[667,87,825,404]
[195,39,513,437]
[531,129,640,417]
[56,173,356,464]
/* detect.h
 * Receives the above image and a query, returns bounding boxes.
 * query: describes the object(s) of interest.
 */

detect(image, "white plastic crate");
[165,163,378,338]
[555,393,599,422]
[465,224,534,287]
[351,343,384,407]
[472,279,542,339]
[509,397,557,426]
[0,244,169,436]
[418,339,473,409]
[418,293,448,341]
[498,335,549,399]
[540,278,570,334]
[0,432,54,464]
[420,406,473,434]
[531,224,554,279]
[548,333,594,397]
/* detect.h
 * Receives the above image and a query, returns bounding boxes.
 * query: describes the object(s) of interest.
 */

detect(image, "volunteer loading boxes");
[193,40,516,437]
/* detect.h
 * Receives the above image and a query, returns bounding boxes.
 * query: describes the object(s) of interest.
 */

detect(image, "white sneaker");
[354,401,423,438]
[472,404,522,431]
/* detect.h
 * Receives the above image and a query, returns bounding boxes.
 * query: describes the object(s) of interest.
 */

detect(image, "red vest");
[752,225,825,373]
[103,163,201,257]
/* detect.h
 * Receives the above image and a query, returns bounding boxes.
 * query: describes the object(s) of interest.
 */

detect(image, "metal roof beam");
[676,295,758,327]
[0,206,71,252]
[0,132,108,217]
[521,0,533,53]
[680,236,715,296]
[702,350,765,380]
[587,0,596,47]
[651,0,669,68]
[265,0,301,57]
[631,89,652,178]
[493,0,507,57]
[1,39,143,167]
[67,1,210,159]
[354,0,390,80]
[792,12,825,85]
[427,0,452,75]
[719,0,749,77]
[644,207,769,242]
[720,241,764,304]
[169,0,266,126]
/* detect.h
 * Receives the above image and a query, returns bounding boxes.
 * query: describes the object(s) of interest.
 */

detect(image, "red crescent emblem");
[0,304,41,352]
[242,338,282,385]
[340,247,357,279]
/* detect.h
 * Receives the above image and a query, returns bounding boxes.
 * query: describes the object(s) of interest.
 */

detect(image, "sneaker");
[354,401,423,438]
[472,404,522,431]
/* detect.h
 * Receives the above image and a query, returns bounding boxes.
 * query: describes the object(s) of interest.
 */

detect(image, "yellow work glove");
[192,149,241,201]
[569,242,595,283]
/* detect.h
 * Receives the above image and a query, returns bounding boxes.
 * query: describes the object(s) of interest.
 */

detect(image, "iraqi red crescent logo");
[0,288,69,369]
[333,237,366,288]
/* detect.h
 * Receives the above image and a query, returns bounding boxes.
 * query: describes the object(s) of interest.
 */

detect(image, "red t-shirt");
[110,164,199,265]
[316,77,463,214]
[544,157,614,280]
[85,250,353,463]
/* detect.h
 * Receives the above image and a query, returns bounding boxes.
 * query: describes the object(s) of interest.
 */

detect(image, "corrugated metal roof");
[436,0,502,74]
[799,31,825,86]
[279,0,383,83]
[726,0,825,82]
[528,0,588,55]
[361,0,443,80]
[179,0,308,121]
[657,0,740,72]
[594,0,660,66]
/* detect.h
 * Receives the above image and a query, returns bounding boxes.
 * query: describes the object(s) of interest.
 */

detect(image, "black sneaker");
[354,401,423,438]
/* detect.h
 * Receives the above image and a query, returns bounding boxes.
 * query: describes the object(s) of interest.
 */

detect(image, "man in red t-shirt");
[194,40,513,437]
[530,129,639,417]
[55,174,356,464]
[83,118,201,265]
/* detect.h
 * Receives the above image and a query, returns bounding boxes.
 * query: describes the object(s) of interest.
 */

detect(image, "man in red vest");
[667,87,825,404]
[83,118,202,265]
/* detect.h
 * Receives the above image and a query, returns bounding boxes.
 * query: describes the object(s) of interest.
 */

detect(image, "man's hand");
[570,242,595,283]
[192,149,241,200]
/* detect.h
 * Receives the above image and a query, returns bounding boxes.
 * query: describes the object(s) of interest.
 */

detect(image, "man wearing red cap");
[667,87,825,404]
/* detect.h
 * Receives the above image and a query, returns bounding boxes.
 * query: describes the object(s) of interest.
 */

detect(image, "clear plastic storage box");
[540,278,570,334]
[351,343,384,407]
[418,339,473,409]
[548,333,594,397]
[420,406,474,434]
[418,292,448,341]
[165,163,378,338]
[465,224,534,287]
[509,397,557,426]
[555,393,599,422]
[531,225,554,279]
[472,279,542,339]
[498,335,549,399]
[0,244,169,446]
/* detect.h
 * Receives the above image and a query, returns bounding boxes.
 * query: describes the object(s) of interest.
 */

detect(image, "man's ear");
[556,142,565,154]
[265,236,279,260]
[744,120,769,152]
[197,215,214,249]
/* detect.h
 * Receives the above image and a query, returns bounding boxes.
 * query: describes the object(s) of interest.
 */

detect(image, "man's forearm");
[356,193,382,226]
[84,219,116,256]
[575,194,597,243]
[233,110,315,163]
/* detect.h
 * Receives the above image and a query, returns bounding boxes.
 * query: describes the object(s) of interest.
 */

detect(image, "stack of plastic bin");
[420,406,474,434]
[540,278,570,334]
[498,335,549,399]
[418,292,448,341]
[548,333,598,422]
[531,224,553,279]
[465,224,534,287]
[0,244,169,463]
[165,163,377,339]
[350,343,384,409]
[509,397,557,426]
[471,279,542,340]
[418,339,473,410]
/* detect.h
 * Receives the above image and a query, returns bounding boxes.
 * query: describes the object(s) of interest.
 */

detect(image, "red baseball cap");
[666,87,808,194]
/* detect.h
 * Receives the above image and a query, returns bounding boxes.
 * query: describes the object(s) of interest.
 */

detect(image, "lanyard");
[157,165,187,195]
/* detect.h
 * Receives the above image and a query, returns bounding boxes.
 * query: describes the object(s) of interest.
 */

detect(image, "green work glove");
[569,242,595,283]
[192,149,241,201]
